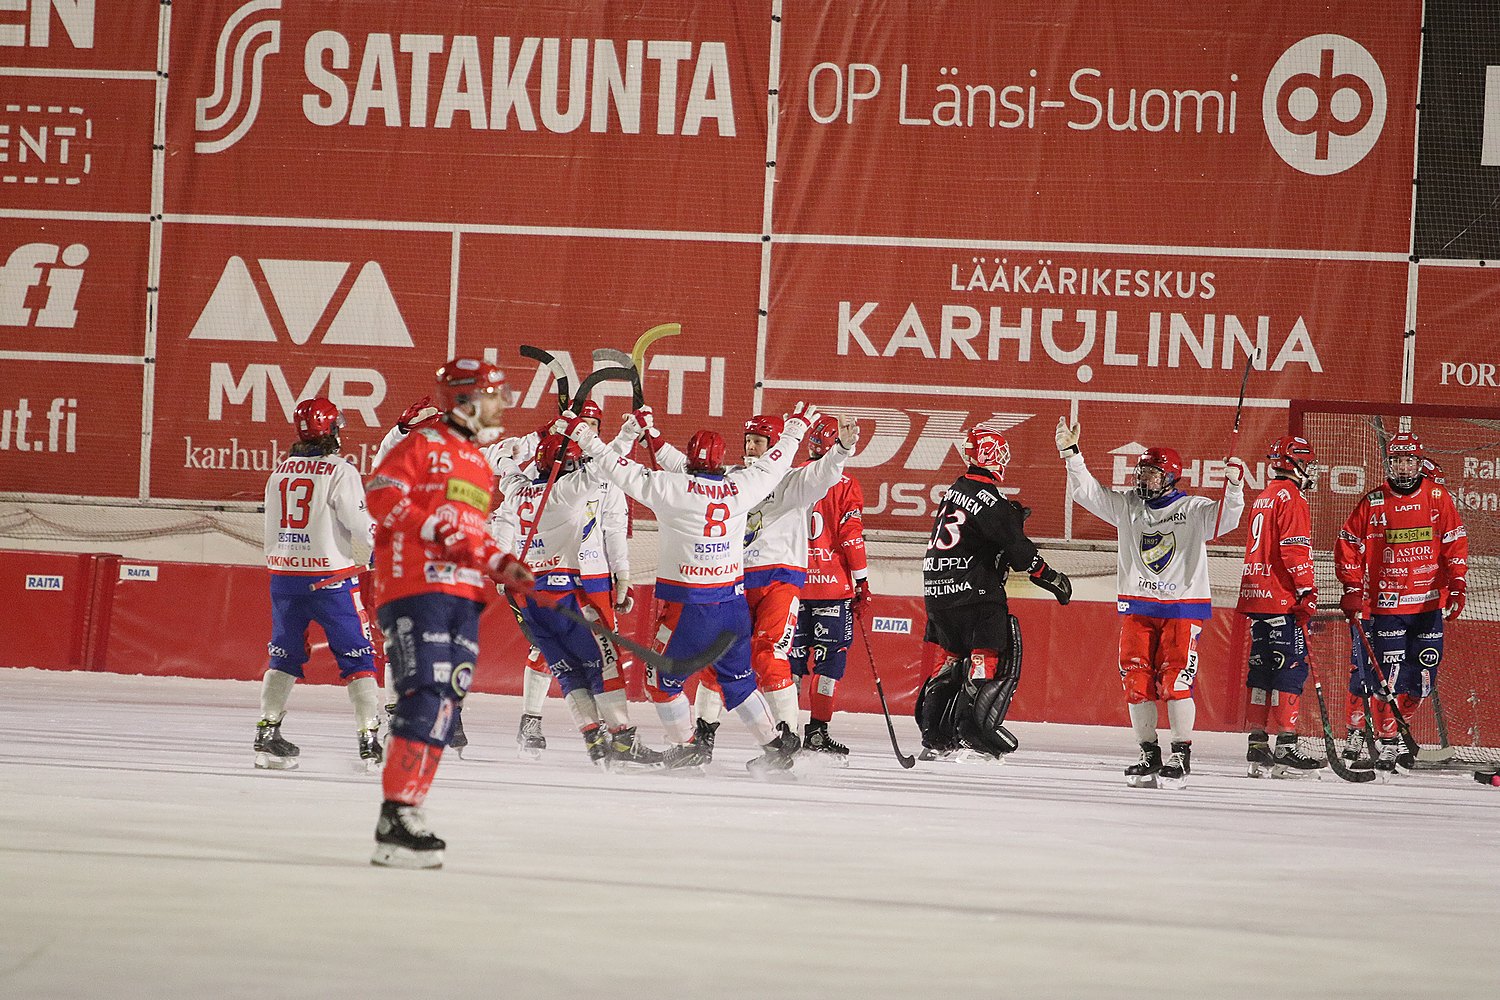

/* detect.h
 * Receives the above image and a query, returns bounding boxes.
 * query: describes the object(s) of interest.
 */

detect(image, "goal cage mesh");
[1287,400,1500,770]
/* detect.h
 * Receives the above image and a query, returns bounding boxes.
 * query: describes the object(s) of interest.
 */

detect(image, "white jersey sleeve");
[1065,452,1131,527]
[372,425,408,469]
[600,484,630,581]
[1201,480,1246,539]
[263,454,371,576]
[743,444,851,582]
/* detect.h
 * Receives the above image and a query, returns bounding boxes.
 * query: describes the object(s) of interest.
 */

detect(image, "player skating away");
[365,359,534,869]
[490,432,663,772]
[790,415,872,758]
[918,427,1072,760]
[257,398,380,771]
[1056,418,1245,789]
[563,403,829,774]
[1236,435,1324,778]
[1334,432,1468,775]
[689,413,855,759]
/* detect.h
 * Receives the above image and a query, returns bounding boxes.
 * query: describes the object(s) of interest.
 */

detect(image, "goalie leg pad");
[916,661,966,752]
[958,675,1021,756]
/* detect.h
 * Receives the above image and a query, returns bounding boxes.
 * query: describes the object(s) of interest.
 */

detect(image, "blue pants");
[377,592,484,748]
[653,598,757,709]
[1244,614,1309,694]
[521,592,605,696]
[1349,611,1444,699]
[790,598,853,680]
[267,574,375,680]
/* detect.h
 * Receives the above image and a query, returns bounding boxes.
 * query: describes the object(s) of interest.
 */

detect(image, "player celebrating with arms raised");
[1057,418,1244,788]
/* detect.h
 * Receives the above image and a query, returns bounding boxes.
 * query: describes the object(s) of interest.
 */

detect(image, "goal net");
[1288,400,1500,770]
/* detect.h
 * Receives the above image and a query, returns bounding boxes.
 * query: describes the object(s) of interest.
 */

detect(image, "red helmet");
[807,415,840,458]
[435,358,507,412]
[579,400,605,423]
[686,429,727,474]
[1421,457,1445,486]
[1268,434,1316,482]
[535,432,582,475]
[963,427,1011,475]
[1387,432,1423,460]
[744,414,784,441]
[1136,446,1183,500]
[293,397,342,442]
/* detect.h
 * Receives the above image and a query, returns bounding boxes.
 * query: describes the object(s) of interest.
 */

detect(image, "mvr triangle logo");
[189,256,414,348]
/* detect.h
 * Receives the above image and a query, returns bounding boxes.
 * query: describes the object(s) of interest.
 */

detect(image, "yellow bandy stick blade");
[630,322,681,371]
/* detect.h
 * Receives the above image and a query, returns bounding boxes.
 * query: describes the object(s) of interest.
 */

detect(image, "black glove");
[1027,557,1072,605]
[1008,498,1032,522]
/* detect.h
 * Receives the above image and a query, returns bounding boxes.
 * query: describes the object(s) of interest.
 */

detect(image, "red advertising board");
[776,2,1420,252]
[0,0,158,71]
[150,224,454,500]
[1414,266,1500,407]
[165,0,769,232]
[0,356,142,497]
[0,218,149,357]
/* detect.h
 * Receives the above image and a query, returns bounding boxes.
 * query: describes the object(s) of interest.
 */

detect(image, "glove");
[783,401,821,437]
[1291,588,1316,623]
[397,395,436,433]
[1027,557,1072,605]
[1055,417,1080,457]
[837,414,861,450]
[551,410,596,445]
[852,578,872,617]
[613,576,634,615]
[1225,456,1248,487]
[617,411,645,444]
[1340,588,1364,620]
[486,552,534,594]
[628,406,663,450]
[420,505,472,561]
[1447,584,1466,622]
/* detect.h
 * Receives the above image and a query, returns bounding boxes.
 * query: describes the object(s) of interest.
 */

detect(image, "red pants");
[1119,614,1201,703]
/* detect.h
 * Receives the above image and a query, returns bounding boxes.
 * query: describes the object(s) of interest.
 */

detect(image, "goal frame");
[1288,398,1500,437]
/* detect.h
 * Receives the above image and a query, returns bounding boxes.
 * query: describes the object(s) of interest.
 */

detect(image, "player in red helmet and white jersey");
[790,415,871,756]
[561,403,837,775]
[1236,435,1324,778]
[1335,431,1468,774]
[490,433,663,772]
[364,359,534,868]
[688,412,856,758]
[1056,417,1245,788]
[257,398,380,771]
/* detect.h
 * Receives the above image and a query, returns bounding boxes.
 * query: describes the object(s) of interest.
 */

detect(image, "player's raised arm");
[1056,417,1129,526]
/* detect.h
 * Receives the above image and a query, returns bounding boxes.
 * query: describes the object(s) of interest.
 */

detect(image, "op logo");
[1140,531,1176,574]
[1262,34,1386,176]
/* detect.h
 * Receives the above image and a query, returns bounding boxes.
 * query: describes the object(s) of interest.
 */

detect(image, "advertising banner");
[0,356,142,497]
[1414,266,1500,406]
[0,218,149,357]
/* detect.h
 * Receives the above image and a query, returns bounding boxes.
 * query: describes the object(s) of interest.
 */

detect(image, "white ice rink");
[2,667,1497,1000]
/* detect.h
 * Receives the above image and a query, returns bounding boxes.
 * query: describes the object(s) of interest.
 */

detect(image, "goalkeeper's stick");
[1212,348,1257,540]
[1418,687,1459,763]
[1348,614,1419,754]
[854,614,916,769]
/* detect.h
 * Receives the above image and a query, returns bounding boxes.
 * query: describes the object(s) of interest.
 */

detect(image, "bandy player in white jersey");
[1056,417,1245,788]
[561,402,832,774]
[256,397,380,771]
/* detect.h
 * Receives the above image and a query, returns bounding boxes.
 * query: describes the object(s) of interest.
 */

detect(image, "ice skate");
[1124,740,1161,788]
[254,718,300,770]
[516,713,546,761]
[583,725,610,768]
[918,745,955,762]
[1271,734,1324,778]
[802,720,850,764]
[663,719,717,771]
[746,721,800,779]
[605,726,666,772]
[358,725,383,772]
[371,800,445,869]
[1246,735,1274,779]
[1157,741,1192,789]
[1374,737,1408,776]
[448,711,468,759]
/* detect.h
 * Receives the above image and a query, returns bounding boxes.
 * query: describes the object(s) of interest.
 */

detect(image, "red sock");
[383,735,443,806]
[1269,692,1300,733]
[1395,693,1422,721]
[810,678,836,723]
[1371,698,1397,739]
[1246,688,1270,731]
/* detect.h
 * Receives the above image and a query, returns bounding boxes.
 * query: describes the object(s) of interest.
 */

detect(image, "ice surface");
[2,667,1496,1000]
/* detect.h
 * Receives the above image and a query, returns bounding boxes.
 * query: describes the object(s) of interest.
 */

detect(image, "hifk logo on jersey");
[744,508,763,546]
[581,499,599,541]
[1262,34,1386,176]
[190,256,413,348]
[0,243,86,328]
[195,0,282,154]
[1140,531,1176,575]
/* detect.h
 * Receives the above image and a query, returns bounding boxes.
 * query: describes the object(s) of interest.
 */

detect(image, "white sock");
[1127,700,1158,743]
[694,683,724,725]
[521,660,551,717]
[596,689,630,731]
[765,685,800,732]
[347,675,380,731]
[1167,698,1196,743]
[383,662,395,702]
[260,669,295,723]
[654,694,693,743]
[563,689,600,731]
[732,690,777,745]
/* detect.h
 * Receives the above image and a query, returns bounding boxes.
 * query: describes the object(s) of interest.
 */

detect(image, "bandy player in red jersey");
[789,415,871,757]
[688,412,853,758]
[1335,432,1468,774]
[364,359,533,869]
[256,397,379,771]
[1235,435,1324,778]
